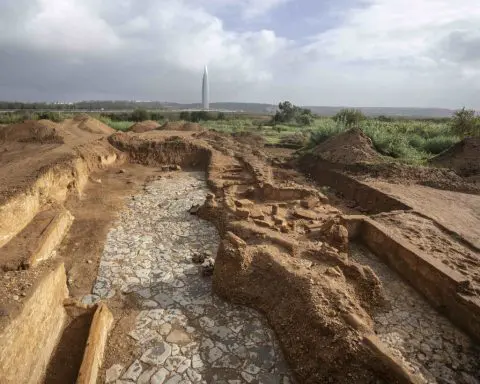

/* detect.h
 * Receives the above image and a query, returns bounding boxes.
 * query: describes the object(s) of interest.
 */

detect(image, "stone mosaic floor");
[86,172,293,384]
[351,245,480,384]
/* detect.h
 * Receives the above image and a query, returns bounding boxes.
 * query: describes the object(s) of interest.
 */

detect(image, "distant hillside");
[0,100,457,118]
[166,103,455,118]
[305,106,455,118]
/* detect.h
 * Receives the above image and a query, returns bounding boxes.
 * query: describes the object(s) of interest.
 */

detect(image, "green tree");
[179,111,191,121]
[131,108,150,122]
[272,101,314,126]
[451,107,480,137]
[333,109,366,127]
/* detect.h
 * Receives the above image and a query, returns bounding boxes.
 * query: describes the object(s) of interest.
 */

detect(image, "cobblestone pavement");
[86,172,293,384]
[351,245,480,384]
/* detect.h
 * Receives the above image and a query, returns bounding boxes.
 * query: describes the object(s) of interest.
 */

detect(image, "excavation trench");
[87,171,293,383]
[350,244,480,384]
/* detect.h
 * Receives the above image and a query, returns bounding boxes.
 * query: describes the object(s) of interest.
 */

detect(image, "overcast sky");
[0,0,479,108]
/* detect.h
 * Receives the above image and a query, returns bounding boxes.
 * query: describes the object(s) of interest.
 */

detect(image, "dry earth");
[0,119,479,384]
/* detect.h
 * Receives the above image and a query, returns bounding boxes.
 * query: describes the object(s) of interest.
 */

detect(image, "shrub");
[451,107,480,137]
[377,115,393,122]
[37,111,65,122]
[272,101,315,126]
[422,136,457,154]
[333,109,366,127]
[131,108,150,122]
[407,134,426,150]
[179,111,191,121]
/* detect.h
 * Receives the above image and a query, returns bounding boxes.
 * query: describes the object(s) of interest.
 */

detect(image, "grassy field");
[198,117,459,164]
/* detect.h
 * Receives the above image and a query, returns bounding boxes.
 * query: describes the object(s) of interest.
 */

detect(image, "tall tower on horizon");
[202,65,209,110]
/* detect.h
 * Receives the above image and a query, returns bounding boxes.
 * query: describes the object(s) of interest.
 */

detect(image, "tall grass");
[98,117,133,131]
[308,119,459,163]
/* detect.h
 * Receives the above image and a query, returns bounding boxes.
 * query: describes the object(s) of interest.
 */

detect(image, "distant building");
[202,66,209,110]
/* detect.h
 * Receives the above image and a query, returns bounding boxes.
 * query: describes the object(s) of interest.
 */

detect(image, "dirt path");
[87,171,293,383]
[350,244,480,384]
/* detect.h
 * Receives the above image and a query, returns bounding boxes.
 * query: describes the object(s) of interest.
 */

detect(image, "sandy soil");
[59,163,161,298]
[374,211,480,294]
[1,118,479,384]
[366,181,480,249]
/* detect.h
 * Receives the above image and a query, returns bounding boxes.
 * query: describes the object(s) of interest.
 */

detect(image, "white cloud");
[0,0,479,108]
[26,0,121,52]
[307,0,480,68]
[186,0,291,19]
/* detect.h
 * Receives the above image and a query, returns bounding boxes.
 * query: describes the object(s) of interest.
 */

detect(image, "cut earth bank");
[0,120,478,384]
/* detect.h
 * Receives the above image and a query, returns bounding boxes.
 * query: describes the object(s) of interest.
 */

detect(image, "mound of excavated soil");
[75,117,115,135]
[159,121,203,132]
[0,120,64,144]
[429,137,480,176]
[313,128,381,164]
[231,131,265,147]
[128,120,161,133]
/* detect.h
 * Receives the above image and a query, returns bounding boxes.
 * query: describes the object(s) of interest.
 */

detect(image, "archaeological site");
[0,116,479,384]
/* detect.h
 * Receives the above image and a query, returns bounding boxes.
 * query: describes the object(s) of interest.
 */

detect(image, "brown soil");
[1,119,479,383]
[231,131,266,147]
[346,161,480,195]
[159,121,203,131]
[313,128,381,164]
[429,136,480,176]
[109,131,424,383]
[374,211,480,294]
[0,208,60,271]
[365,180,480,249]
[0,120,64,144]
[128,120,161,133]
[44,305,94,384]
[59,163,161,298]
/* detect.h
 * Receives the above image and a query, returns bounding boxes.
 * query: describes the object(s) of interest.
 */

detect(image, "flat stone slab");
[95,172,293,383]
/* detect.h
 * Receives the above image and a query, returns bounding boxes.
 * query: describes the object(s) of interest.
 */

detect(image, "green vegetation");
[131,108,150,122]
[272,101,314,126]
[451,107,480,137]
[98,117,133,131]
[0,111,71,124]
[308,118,458,163]
[1,101,474,165]
[333,109,366,127]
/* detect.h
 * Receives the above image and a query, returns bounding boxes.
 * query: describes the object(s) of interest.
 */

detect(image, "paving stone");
[141,343,172,366]
[167,329,191,345]
[351,245,480,384]
[151,368,169,384]
[105,364,124,383]
[137,367,157,384]
[122,360,143,381]
[90,172,294,383]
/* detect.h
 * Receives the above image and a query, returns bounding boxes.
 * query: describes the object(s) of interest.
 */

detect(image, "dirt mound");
[0,120,64,144]
[128,120,161,133]
[231,131,265,147]
[429,137,480,176]
[74,117,115,135]
[72,113,90,122]
[159,121,203,131]
[313,128,381,164]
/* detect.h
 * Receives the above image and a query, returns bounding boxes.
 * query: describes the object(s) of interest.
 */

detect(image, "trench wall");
[345,216,480,342]
[299,156,410,213]
[0,263,68,384]
[0,147,120,249]
[108,134,212,169]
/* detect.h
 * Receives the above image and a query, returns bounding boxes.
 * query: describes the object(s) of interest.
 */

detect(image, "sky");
[0,0,479,108]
